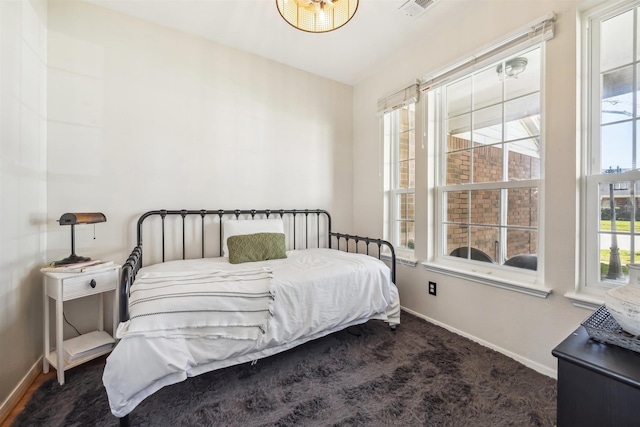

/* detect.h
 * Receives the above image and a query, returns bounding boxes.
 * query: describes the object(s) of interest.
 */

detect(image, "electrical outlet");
[428,281,437,296]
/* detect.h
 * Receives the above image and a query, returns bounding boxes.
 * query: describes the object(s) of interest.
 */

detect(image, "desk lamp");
[53,212,106,266]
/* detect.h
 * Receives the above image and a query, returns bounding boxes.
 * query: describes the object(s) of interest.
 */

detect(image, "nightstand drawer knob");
[90,279,96,288]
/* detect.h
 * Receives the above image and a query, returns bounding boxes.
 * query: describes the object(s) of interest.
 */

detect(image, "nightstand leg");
[56,294,65,385]
[43,283,49,374]
[98,293,104,331]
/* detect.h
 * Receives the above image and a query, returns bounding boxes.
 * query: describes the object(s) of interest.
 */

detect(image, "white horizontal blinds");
[377,83,420,115]
[419,12,556,92]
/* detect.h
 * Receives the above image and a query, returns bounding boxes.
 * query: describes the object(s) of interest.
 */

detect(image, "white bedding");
[102,248,400,418]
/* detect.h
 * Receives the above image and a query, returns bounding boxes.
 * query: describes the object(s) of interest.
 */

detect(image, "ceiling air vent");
[398,0,436,17]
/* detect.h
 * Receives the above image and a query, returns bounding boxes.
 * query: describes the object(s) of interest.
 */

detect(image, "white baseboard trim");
[401,307,557,380]
[0,356,43,425]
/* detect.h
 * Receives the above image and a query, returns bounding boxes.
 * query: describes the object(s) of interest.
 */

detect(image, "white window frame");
[420,15,554,298]
[380,85,419,262]
[572,0,640,309]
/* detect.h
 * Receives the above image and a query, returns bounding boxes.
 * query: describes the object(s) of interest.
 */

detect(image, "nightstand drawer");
[62,269,117,300]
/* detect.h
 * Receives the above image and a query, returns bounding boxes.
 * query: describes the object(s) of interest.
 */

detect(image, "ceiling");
[85,0,443,86]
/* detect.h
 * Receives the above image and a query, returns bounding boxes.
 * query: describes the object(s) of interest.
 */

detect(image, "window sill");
[564,292,603,311]
[422,261,551,298]
[381,254,418,267]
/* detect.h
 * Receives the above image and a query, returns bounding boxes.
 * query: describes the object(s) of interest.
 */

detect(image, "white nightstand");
[41,265,120,385]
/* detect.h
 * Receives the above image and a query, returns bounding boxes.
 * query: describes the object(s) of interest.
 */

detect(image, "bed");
[102,209,400,426]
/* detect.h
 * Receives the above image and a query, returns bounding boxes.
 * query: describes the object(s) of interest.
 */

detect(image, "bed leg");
[119,414,130,427]
[389,324,397,331]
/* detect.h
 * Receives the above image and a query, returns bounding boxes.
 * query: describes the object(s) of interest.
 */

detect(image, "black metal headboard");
[119,209,396,322]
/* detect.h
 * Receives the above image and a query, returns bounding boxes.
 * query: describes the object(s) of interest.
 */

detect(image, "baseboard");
[400,307,558,379]
[0,357,43,425]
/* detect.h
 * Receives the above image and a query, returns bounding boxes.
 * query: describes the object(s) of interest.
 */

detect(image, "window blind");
[376,83,420,116]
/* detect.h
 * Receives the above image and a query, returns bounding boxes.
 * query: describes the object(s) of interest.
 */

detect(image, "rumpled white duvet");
[102,248,400,417]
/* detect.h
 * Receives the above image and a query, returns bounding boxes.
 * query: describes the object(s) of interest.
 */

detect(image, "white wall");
[44,0,354,334]
[0,0,48,412]
[353,0,589,376]
[0,0,353,409]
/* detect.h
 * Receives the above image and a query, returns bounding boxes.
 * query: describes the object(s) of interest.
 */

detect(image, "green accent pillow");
[227,232,287,264]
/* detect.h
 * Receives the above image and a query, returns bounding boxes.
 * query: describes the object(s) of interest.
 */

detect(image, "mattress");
[102,248,400,417]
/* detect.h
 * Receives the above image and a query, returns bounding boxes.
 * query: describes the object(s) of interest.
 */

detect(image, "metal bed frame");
[117,208,396,426]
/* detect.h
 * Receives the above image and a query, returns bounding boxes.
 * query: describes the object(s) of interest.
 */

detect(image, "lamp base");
[52,254,92,266]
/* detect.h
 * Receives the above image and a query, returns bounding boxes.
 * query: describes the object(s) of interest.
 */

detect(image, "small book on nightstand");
[63,330,115,363]
[41,260,114,274]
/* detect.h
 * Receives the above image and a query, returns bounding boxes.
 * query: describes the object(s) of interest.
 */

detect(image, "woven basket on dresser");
[581,305,640,354]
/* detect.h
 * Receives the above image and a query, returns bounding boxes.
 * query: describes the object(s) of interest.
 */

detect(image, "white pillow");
[222,219,285,257]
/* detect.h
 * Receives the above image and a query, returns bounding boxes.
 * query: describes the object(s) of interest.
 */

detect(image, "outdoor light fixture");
[276,0,358,33]
[53,212,106,266]
[496,57,528,79]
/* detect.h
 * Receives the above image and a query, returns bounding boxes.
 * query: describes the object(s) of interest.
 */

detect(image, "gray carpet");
[13,313,556,426]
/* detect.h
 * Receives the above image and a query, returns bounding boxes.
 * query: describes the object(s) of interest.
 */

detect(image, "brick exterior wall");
[446,136,539,261]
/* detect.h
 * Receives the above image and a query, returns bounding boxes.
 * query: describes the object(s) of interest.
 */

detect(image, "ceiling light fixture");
[276,0,359,33]
[496,57,528,79]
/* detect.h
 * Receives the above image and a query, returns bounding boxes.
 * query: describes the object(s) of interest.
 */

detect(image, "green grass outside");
[600,220,640,232]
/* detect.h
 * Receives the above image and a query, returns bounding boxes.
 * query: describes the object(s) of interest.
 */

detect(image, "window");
[423,38,549,296]
[380,85,418,256]
[583,1,640,295]
[440,47,541,267]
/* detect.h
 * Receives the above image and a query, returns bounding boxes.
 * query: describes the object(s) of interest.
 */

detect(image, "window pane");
[446,149,471,185]
[470,226,498,261]
[637,64,640,118]
[599,232,626,280]
[636,180,640,233]
[446,224,468,256]
[447,132,472,151]
[408,130,415,159]
[507,188,538,227]
[447,77,472,116]
[446,191,468,223]
[473,143,503,183]
[408,159,415,189]
[398,193,415,220]
[506,229,538,260]
[505,93,540,141]
[399,131,410,161]
[505,48,541,101]
[447,113,471,142]
[399,104,414,132]
[508,140,540,179]
[473,105,502,145]
[601,121,633,171]
[637,119,640,170]
[470,189,500,225]
[399,160,408,189]
[599,181,632,228]
[406,193,415,221]
[599,180,633,281]
[473,66,503,110]
[600,9,634,71]
[602,66,633,125]
[398,220,415,249]
[634,236,640,265]
[505,116,540,143]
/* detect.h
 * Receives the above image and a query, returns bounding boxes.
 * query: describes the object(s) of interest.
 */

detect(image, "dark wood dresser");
[552,326,640,427]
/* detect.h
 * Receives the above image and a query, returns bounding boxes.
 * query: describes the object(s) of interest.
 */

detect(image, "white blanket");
[103,248,400,418]
[117,268,274,340]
